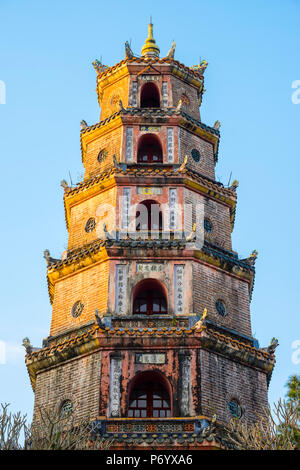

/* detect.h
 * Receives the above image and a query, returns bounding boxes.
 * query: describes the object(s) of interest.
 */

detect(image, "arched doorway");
[140,82,160,108]
[132,279,167,315]
[136,199,163,235]
[137,134,162,163]
[128,371,172,417]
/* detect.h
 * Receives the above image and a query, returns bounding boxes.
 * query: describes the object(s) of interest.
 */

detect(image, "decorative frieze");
[112,317,189,329]
[108,355,122,417]
[115,264,127,314]
[174,264,185,314]
[125,127,133,162]
[106,421,193,433]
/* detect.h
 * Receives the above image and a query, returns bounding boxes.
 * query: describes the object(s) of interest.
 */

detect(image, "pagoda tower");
[25,23,276,450]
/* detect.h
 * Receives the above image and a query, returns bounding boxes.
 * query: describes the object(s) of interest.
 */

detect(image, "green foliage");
[286,375,300,403]
[285,374,300,448]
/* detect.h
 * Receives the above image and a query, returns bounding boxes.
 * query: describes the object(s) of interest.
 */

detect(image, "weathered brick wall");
[84,126,123,179]
[68,186,117,250]
[170,76,200,120]
[33,352,102,423]
[184,188,232,250]
[192,262,252,336]
[50,260,110,336]
[198,349,269,423]
[99,73,130,121]
[179,128,215,180]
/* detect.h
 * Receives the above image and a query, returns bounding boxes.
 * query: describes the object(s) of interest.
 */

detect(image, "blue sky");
[0,0,299,419]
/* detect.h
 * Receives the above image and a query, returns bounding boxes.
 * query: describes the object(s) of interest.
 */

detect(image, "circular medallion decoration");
[71,301,84,318]
[85,217,96,233]
[191,148,200,162]
[181,93,190,105]
[204,218,212,233]
[98,149,108,163]
[215,299,227,317]
[228,399,242,419]
[60,400,73,417]
[110,93,120,109]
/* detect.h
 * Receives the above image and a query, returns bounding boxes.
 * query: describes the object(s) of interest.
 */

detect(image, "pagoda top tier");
[92,21,208,82]
[91,23,208,123]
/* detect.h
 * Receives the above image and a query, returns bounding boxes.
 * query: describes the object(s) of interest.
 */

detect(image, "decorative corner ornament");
[194,307,208,330]
[125,41,134,59]
[249,250,258,265]
[191,60,208,74]
[174,155,188,173]
[241,250,258,267]
[186,223,196,242]
[92,60,108,75]
[262,337,279,355]
[60,179,69,190]
[103,223,112,240]
[43,249,59,266]
[22,337,32,354]
[166,41,176,59]
[95,309,105,329]
[175,99,183,112]
[213,120,221,131]
[113,154,127,171]
[80,120,88,130]
[229,180,239,190]
[119,99,125,112]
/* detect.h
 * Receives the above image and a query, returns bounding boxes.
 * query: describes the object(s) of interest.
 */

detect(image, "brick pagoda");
[25,23,276,450]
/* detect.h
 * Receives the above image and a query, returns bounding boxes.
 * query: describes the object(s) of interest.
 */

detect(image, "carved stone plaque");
[179,354,191,417]
[135,353,166,364]
[115,264,127,314]
[136,263,164,273]
[136,187,162,195]
[109,356,122,417]
[139,125,160,132]
[174,264,185,314]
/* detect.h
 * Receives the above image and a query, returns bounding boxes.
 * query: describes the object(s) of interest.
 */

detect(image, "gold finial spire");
[141,19,160,59]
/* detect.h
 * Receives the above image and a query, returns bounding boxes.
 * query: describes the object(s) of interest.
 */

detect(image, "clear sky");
[0,0,299,420]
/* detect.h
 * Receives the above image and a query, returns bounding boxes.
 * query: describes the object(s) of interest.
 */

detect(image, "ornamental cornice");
[63,166,236,231]
[45,238,254,304]
[25,323,275,391]
[95,57,204,85]
[80,108,220,164]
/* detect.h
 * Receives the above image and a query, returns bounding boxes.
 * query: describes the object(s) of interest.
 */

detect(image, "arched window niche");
[132,279,167,316]
[137,134,163,163]
[128,371,172,418]
[140,82,160,108]
[135,199,163,237]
